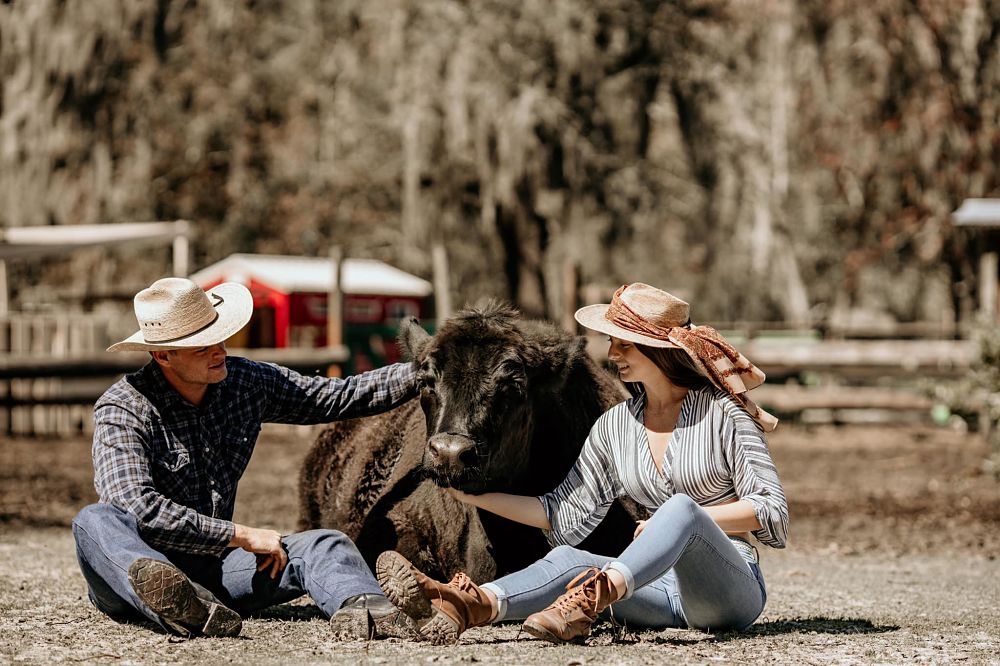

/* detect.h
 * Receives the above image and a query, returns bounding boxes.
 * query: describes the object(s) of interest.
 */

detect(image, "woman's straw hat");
[574,283,688,348]
[574,282,778,432]
[107,277,253,352]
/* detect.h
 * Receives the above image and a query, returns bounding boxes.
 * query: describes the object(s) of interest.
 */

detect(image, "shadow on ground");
[599,617,901,646]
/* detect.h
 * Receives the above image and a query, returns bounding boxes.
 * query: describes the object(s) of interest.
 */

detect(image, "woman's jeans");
[71,503,382,633]
[482,494,767,631]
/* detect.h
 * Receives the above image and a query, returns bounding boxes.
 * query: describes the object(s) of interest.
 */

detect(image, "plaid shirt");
[92,356,417,556]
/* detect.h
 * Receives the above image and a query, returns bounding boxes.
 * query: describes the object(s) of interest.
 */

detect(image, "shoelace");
[550,567,606,616]
[447,572,477,594]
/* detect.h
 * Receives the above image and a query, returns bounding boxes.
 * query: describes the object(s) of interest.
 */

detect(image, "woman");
[376,283,788,644]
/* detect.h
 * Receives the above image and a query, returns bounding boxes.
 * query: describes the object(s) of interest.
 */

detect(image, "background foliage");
[2,0,999,322]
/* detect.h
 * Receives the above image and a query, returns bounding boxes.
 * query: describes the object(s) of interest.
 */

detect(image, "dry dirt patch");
[1,424,998,664]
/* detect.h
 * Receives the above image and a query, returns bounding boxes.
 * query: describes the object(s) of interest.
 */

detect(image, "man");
[71,277,418,640]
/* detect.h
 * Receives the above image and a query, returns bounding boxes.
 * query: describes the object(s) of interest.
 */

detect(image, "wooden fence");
[583,334,976,426]
[2,309,979,436]
[0,313,349,437]
[0,313,134,436]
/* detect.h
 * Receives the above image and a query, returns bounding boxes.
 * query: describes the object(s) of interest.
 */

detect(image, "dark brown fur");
[299,303,644,582]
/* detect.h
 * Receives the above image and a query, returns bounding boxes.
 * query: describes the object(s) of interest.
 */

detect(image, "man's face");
[156,343,229,387]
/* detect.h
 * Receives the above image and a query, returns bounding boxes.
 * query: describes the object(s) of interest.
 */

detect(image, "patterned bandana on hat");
[575,283,778,433]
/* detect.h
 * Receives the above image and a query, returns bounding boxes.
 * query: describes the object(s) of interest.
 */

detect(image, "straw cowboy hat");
[574,283,689,348]
[575,283,778,432]
[107,277,253,353]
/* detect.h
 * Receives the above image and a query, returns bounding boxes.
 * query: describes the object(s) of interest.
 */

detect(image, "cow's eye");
[498,377,526,399]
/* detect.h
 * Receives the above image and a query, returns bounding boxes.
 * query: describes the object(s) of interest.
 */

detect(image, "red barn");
[190,254,434,371]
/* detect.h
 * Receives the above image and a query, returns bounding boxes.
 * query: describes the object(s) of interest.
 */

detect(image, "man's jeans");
[72,503,382,632]
[482,494,768,631]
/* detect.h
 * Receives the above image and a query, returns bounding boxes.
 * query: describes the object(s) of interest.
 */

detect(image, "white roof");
[0,221,188,259]
[190,253,433,297]
[952,199,1000,227]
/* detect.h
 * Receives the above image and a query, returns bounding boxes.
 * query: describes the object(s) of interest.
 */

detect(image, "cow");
[298,302,643,584]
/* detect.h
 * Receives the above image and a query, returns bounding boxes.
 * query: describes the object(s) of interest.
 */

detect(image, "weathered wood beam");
[0,346,350,379]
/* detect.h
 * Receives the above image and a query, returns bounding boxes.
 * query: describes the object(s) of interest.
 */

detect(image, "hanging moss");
[1,0,998,323]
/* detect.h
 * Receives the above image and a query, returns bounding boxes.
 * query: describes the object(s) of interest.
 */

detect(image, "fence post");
[979,252,998,322]
[561,259,579,334]
[432,243,452,322]
[327,246,343,378]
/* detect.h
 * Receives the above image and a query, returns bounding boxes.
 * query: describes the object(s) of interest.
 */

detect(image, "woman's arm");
[724,410,790,548]
[702,499,762,534]
[447,488,551,530]
[634,498,761,539]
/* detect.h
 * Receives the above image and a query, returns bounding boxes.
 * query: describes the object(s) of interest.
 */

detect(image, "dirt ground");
[1,423,998,665]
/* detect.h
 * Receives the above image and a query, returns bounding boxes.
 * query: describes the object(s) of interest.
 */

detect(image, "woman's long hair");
[621,345,711,399]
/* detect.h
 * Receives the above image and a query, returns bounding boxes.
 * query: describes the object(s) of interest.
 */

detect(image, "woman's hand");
[446,487,474,504]
[443,487,552,530]
[633,519,648,540]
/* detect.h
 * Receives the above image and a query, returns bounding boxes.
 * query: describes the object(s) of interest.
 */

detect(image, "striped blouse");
[539,386,789,555]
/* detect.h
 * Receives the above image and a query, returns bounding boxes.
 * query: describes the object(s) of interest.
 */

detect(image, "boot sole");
[419,610,461,645]
[128,558,242,638]
[329,605,375,641]
[375,551,459,645]
[522,618,587,645]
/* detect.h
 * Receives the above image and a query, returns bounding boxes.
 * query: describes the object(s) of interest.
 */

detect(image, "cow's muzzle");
[426,432,478,480]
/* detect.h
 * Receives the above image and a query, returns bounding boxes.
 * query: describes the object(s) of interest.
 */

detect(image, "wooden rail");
[753,385,934,413]
[585,336,975,377]
[0,346,350,379]
[741,339,976,378]
[0,347,350,434]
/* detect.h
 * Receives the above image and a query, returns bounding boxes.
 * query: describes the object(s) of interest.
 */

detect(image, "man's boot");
[375,550,495,645]
[128,558,242,638]
[329,592,419,641]
[521,567,616,644]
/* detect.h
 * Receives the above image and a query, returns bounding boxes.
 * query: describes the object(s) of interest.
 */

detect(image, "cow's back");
[298,399,425,538]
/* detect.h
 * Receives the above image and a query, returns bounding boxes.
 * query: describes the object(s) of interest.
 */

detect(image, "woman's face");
[608,337,661,385]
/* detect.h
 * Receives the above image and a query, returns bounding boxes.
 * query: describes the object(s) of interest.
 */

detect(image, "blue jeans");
[482,494,767,631]
[71,503,382,632]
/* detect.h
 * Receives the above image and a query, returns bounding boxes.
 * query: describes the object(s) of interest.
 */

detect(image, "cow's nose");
[428,434,477,470]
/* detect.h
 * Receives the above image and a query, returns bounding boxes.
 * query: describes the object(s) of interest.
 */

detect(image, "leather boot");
[128,558,242,638]
[375,550,495,645]
[521,567,616,644]
[329,592,420,641]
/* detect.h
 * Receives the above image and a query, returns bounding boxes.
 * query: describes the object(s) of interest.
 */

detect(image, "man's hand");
[633,520,648,540]
[230,524,287,579]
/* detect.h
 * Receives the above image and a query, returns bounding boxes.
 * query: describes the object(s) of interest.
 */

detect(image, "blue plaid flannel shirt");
[92,356,417,556]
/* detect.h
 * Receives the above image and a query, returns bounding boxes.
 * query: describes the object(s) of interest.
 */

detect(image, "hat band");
[605,284,686,341]
[143,310,220,344]
[141,293,225,344]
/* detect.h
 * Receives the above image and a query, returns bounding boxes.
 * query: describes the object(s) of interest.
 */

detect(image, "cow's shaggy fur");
[299,303,643,582]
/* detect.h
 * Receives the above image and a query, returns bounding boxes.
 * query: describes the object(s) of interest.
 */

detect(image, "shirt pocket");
[223,422,260,479]
[150,431,192,474]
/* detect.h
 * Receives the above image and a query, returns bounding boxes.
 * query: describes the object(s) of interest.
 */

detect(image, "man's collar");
[147,361,194,409]
[133,359,233,411]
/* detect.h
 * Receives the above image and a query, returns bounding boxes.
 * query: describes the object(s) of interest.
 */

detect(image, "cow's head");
[400,303,581,494]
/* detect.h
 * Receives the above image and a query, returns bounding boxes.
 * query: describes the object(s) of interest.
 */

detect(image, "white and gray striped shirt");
[539,386,789,555]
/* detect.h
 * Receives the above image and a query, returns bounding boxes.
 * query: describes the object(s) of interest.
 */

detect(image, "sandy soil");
[1,424,998,665]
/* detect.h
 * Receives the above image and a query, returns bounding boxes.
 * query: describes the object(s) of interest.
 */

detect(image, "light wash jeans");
[481,494,767,631]
[72,503,382,633]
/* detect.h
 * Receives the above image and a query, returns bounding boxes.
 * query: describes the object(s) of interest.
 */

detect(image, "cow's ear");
[399,316,432,360]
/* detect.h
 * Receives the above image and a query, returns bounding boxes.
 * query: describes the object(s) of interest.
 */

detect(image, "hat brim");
[107,282,254,352]
[574,304,679,349]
